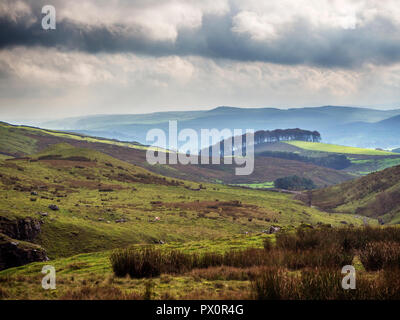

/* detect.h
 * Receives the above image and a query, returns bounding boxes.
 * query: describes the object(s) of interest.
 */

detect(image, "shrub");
[283,245,353,270]
[111,247,278,278]
[263,238,273,251]
[359,242,400,271]
[251,268,400,300]
[250,268,292,300]
[111,247,195,278]
[274,175,316,191]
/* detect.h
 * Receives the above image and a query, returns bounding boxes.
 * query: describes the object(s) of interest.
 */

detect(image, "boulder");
[48,204,59,211]
[262,226,281,234]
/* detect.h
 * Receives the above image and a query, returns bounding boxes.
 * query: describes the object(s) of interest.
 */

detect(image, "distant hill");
[0,122,353,188]
[39,106,400,149]
[309,165,400,224]
[323,114,400,149]
[202,127,400,175]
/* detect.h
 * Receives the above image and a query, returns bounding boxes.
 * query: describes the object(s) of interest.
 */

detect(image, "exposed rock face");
[0,216,42,241]
[0,233,48,271]
[0,216,48,270]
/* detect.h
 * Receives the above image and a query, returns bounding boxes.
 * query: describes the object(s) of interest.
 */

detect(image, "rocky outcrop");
[0,216,48,270]
[0,233,48,270]
[0,216,42,241]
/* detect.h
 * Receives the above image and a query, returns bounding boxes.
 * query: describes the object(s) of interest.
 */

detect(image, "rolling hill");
[280,141,400,175]
[0,143,363,265]
[203,128,400,178]
[322,114,400,149]
[309,164,400,224]
[0,122,354,188]
[39,106,400,149]
[0,124,385,300]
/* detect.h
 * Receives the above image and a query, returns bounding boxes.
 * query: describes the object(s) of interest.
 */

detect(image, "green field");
[231,182,275,189]
[0,154,12,161]
[284,141,394,155]
[349,157,400,174]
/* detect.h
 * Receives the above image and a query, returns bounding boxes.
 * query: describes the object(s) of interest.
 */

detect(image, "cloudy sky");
[1,0,400,122]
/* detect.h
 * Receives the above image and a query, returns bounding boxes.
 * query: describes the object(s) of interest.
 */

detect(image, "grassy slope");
[0,154,12,161]
[310,165,400,224]
[284,141,394,155]
[281,141,400,176]
[231,182,275,189]
[0,144,365,260]
[0,144,379,300]
[0,122,154,157]
[0,235,270,300]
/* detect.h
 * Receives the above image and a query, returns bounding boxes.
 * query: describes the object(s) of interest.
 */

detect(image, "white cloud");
[56,0,229,41]
[1,47,400,121]
[0,0,33,23]
[1,0,400,121]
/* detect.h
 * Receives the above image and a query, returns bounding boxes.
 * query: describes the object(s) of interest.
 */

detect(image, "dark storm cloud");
[1,1,400,69]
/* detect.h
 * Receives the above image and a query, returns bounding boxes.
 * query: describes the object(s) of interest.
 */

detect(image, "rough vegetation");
[274,175,316,191]
[1,121,400,300]
[309,164,400,224]
[1,226,399,300]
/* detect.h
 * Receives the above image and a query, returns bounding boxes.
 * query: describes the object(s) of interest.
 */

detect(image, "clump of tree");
[253,128,321,144]
[274,175,316,191]
[258,151,351,170]
[206,128,322,157]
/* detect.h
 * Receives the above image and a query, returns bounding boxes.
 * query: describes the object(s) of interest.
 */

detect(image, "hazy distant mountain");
[324,115,400,149]
[40,106,400,149]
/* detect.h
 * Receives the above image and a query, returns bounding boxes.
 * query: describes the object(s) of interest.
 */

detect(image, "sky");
[1,0,400,122]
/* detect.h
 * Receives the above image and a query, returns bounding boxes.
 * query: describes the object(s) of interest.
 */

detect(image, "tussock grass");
[251,267,400,300]
[359,242,400,271]
[110,247,273,278]
[61,285,143,300]
[112,227,400,279]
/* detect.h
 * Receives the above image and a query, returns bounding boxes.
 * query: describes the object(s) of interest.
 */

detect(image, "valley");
[0,119,399,301]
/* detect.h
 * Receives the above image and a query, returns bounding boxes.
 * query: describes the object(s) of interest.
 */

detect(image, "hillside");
[0,144,363,264]
[255,141,400,176]
[203,131,400,178]
[309,165,400,224]
[0,121,152,158]
[39,106,400,149]
[0,143,375,300]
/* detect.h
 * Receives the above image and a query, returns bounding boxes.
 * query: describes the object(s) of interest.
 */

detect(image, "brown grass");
[61,285,143,300]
